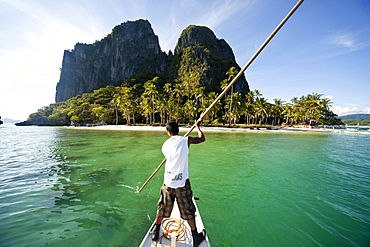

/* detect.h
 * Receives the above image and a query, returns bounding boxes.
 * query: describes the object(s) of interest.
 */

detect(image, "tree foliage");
[28,65,342,127]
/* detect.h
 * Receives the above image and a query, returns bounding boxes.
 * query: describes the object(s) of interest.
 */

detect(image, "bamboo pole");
[136,0,304,193]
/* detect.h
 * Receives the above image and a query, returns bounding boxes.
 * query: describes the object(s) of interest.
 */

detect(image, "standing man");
[151,121,206,247]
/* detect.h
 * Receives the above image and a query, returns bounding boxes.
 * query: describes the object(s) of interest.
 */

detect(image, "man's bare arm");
[188,121,205,145]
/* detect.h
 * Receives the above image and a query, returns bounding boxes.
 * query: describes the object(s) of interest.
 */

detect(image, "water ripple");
[1,127,370,246]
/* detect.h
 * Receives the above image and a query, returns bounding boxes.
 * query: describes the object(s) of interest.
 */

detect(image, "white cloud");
[332,105,363,116]
[198,0,257,30]
[324,95,334,101]
[326,32,364,51]
[267,97,275,104]
[157,0,257,52]
[0,1,105,120]
[365,107,370,114]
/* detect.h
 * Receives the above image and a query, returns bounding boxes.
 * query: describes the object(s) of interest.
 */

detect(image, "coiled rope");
[152,218,189,246]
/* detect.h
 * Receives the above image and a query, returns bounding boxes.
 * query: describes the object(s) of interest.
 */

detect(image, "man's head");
[166,121,179,136]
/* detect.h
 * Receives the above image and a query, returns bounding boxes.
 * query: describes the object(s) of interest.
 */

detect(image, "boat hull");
[139,198,210,247]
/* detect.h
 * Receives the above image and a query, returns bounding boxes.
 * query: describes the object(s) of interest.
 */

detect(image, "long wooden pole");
[136,0,304,193]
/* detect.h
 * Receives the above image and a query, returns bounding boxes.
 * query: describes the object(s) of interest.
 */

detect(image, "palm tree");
[193,86,205,121]
[291,93,324,126]
[285,92,339,126]
[183,100,197,124]
[282,103,294,125]
[119,87,134,125]
[141,77,159,125]
[246,90,255,104]
[244,101,254,125]
[244,90,255,125]
[110,92,121,125]
[173,83,183,123]
[254,97,269,125]
[289,97,301,125]
[163,83,176,123]
[225,92,244,125]
[202,91,220,124]
[225,67,238,126]
[141,97,151,125]
[272,98,285,126]
[254,89,262,101]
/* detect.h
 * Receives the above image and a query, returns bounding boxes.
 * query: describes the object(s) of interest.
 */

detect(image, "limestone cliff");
[55,20,249,102]
[174,25,248,93]
[56,19,166,102]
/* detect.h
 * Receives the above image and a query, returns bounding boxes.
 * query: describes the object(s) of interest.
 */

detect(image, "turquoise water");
[1,124,369,246]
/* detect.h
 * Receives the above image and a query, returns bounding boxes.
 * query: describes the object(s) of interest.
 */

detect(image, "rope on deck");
[152,218,189,246]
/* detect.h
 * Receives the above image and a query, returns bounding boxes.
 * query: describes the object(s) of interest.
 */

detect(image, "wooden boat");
[345,125,370,132]
[139,198,211,247]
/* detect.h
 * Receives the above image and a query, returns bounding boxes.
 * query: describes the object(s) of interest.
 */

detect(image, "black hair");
[166,121,179,135]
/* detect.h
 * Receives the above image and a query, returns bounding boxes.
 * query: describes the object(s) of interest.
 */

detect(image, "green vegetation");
[328,114,370,126]
[28,67,342,127]
[342,119,370,126]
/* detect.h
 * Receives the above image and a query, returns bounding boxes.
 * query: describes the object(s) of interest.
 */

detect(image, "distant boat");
[345,124,370,132]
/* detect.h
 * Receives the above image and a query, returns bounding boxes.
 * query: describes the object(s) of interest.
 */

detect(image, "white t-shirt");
[162,135,189,188]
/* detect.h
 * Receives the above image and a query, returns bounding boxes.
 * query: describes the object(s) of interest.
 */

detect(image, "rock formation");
[56,19,166,102]
[55,19,249,102]
[174,25,248,93]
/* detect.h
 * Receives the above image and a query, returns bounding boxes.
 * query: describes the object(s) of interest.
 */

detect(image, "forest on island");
[28,67,342,127]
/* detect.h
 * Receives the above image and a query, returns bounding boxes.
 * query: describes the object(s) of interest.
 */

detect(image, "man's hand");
[188,120,205,145]
[195,119,202,128]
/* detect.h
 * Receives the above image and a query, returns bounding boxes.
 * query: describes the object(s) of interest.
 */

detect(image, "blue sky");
[1,0,369,121]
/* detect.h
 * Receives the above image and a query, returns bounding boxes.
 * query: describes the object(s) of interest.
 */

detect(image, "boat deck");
[139,198,210,247]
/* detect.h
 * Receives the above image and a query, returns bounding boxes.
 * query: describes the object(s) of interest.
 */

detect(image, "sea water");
[0,124,369,247]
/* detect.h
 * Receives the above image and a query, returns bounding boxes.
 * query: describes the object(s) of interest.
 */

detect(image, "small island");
[18,20,342,129]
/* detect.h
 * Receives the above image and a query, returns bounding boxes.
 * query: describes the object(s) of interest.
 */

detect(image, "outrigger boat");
[139,198,211,247]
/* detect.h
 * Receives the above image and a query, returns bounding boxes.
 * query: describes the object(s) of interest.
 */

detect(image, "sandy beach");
[67,124,337,133]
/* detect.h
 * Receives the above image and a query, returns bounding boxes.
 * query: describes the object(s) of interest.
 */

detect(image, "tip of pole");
[134,190,140,194]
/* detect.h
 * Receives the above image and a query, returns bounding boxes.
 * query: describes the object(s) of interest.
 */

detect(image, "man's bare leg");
[151,214,163,241]
[188,218,205,247]
[187,218,196,230]
[155,214,163,225]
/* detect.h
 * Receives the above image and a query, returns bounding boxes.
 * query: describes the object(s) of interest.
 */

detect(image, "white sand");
[67,125,337,133]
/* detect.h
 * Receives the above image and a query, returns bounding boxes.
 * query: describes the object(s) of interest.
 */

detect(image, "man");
[151,121,206,247]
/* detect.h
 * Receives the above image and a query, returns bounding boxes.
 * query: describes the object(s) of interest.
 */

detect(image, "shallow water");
[1,124,369,246]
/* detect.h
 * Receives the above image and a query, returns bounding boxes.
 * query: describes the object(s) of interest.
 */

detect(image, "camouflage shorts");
[157,179,196,220]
